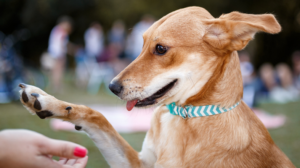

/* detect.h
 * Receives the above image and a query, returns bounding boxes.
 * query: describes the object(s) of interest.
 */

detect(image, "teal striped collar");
[166,101,241,119]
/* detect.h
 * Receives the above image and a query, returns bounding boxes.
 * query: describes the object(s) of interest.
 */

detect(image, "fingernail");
[73,147,87,157]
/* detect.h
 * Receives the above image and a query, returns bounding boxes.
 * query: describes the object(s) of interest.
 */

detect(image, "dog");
[19,6,295,168]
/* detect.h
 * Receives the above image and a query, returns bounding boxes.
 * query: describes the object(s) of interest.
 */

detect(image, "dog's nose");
[109,80,123,95]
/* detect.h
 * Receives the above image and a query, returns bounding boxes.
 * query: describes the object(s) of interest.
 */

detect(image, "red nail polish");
[73,147,87,157]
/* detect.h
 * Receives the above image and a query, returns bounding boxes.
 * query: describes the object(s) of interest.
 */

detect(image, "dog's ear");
[202,12,281,51]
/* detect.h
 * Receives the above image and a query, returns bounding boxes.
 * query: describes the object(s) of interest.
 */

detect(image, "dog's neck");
[184,51,243,108]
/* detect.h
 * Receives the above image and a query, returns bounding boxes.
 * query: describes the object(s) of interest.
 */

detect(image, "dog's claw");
[19,83,26,88]
[31,93,39,98]
[66,106,72,114]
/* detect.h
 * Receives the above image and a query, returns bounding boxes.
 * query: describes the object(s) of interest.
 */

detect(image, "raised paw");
[18,83,73,120]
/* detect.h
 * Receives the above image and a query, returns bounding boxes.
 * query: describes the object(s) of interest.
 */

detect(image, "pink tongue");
[126,99,138,111]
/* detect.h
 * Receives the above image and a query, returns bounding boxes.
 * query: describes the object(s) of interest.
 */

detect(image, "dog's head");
[109,7,281,110]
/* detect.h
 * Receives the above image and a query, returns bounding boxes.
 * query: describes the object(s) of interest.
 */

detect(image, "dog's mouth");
[126,79,178,111]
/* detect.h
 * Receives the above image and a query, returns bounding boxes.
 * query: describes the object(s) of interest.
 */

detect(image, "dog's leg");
[19,84,147,168]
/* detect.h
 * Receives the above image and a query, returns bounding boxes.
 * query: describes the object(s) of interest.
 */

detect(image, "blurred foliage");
[0,0,299,68]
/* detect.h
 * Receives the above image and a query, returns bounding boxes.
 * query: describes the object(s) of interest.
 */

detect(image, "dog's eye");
[155,44,167,55]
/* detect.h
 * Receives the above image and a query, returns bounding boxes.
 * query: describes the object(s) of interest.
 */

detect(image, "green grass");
[260,101,300,166]
[0,82,299,167]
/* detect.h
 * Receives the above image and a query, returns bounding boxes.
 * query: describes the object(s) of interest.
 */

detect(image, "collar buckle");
[183,105,193,119]
[182,108,188,119]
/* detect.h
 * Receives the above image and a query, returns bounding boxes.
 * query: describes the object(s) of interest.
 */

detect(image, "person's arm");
[0,129,88,168]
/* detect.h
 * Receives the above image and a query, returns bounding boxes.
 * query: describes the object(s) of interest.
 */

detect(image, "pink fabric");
[50,105,153,133]
[252,108,286,129]
[50,105,286,133]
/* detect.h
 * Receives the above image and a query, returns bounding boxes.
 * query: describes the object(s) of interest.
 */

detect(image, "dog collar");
[166,101,241,119]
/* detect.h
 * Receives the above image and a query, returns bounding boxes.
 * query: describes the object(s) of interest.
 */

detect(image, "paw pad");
[22,91,29,103]
[75,125,82,130]
[36,110,53,119]
[33,99,42,110]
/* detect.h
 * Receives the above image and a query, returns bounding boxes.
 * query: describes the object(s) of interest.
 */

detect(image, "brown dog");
[19,7,294,168]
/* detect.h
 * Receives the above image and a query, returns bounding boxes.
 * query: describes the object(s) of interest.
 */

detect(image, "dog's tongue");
[126,99,138,111]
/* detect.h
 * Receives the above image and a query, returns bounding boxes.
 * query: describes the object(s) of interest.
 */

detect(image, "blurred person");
[125,15,155,61]
[0,129,88,168]
[0,31,25,103]
[108,20,126,52]
[257,63,277,100]
[107,20,126,61]
[84,22,104,60]
[239,51,255,107]
[107,20,128,73]
[83,22,115,94]
[240,52,254,85]
[86,43,115,94]
[254,63,286,128]
[72,22,104,90]
[239,54,286,129]
[292,51,300,90]
[48,16,73,92]
[270,63,299,103]
[74,46,89,88]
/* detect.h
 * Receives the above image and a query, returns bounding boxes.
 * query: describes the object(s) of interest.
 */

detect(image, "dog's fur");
[19,7,295,168]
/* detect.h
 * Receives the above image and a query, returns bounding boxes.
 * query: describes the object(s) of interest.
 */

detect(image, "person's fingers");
[65,159,76,165]
[39,139,87,159]
[35,155,63,168]
[61,156,88,168]
[58,158,68,165]
[73,156,88,168]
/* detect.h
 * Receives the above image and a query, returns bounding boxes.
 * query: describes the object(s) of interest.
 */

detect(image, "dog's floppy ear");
[202,11,281,51]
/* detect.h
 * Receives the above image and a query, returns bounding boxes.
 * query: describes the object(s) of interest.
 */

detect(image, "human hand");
[0,129,88,168]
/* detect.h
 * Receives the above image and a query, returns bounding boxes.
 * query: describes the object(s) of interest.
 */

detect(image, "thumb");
[40,139,88,159]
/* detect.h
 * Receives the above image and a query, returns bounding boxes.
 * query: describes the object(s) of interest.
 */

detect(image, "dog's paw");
[19,83,72,119]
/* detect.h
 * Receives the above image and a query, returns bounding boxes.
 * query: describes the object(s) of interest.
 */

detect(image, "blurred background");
[0,0,300,167]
